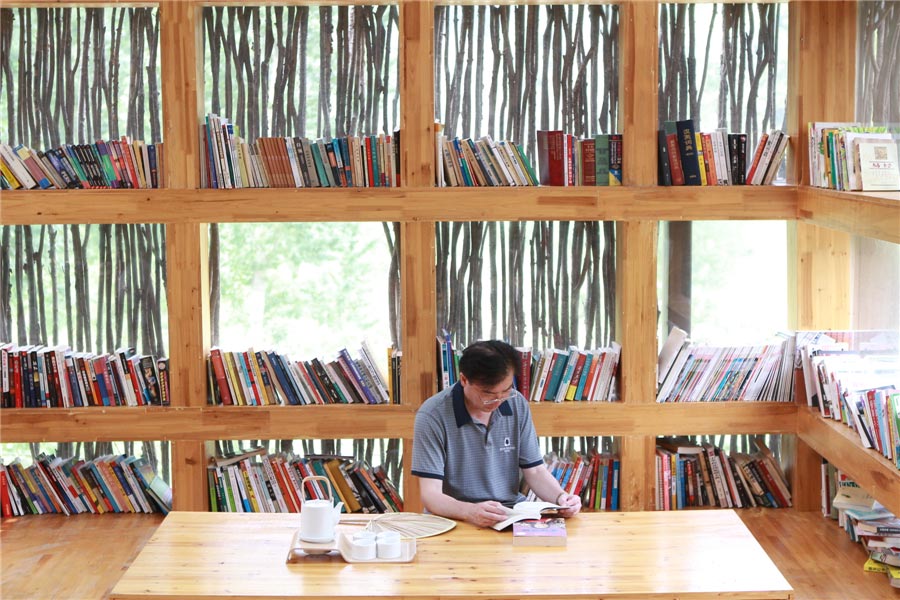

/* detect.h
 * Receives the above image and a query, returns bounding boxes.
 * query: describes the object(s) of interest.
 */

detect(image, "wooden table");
[110,510,793,599]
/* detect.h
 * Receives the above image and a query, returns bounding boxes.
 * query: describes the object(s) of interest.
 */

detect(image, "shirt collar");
[451,381,513,427]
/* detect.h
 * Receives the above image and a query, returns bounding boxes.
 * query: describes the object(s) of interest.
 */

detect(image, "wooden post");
[160,0,210,511]
[786,1,855,331]
[617,1,659,511]
[785,1,856,511]
[399,0,436,512]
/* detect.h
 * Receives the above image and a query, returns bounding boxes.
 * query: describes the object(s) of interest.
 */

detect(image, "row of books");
[807,122,900,192]
[201,113,399,189]
[658,121,788,186]
[0,453,172,517]
[436,134,537,187]
[208,448,402,514]
[656,327,795,403]
[655,437,792,510]
[207,342,395,406]
[796,331,899,469]
[523,451,621,511]
[536,130,623,186]
[823,465,900,589]
[519,344,621,403]
[0,343,169,409]
[0,139,164,190]
[435,339,623,403]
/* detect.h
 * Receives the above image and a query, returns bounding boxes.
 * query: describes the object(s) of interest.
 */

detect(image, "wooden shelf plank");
[0,185,799,224]
[0,405,415,443]
[797,406,900,516]
[529,402,798,436]
[1,402,798,442]
[799,188,900,244]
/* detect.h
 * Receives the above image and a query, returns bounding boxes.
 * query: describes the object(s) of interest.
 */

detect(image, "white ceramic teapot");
[298,475,344,543]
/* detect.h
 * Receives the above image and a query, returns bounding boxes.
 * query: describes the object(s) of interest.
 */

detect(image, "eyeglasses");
[474,386,516,406]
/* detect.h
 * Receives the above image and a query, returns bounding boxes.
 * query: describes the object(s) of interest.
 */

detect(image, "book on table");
[491,500,563,531]
[512,517,567,547]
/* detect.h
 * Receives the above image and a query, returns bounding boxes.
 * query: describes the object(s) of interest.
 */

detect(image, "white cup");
[352,531,377,543]
[350,537,376,561]
[376,531,402,559]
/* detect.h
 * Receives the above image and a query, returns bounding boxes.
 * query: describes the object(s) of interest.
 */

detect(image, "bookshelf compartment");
[1,6,165,192]
[1,439,172,517]
[199,4,400,191]
[206,437,404,514]
[657,220,790,374]
[654,434,793,511]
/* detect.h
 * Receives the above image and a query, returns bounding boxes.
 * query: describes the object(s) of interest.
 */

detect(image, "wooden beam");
[787,221,851,330]
[799,188,900,245]
[0,185,799,225]
[620,1,658,187]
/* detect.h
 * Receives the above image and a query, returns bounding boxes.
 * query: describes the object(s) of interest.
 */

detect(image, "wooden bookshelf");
[1,0,897,519]
[797,406,900,516]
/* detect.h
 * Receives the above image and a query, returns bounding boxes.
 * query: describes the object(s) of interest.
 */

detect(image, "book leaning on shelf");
[655,327,795,403]
[655,436,792,510]
[536,130,623,186]
[0,453,171,517]
[206,342,394,406]
[0,139,164,190]
[207,448,402,514]
[0,343,169,408]
[657,121,788,186]
[201,113,399,189]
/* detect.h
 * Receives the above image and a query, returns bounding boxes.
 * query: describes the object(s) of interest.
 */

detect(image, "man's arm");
[418,477,509,528]
[521,464,582,517]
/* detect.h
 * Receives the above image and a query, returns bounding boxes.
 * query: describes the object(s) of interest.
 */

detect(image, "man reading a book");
[412,340,581,528]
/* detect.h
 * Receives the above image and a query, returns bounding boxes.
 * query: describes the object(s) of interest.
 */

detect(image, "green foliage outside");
[215,222,393,364]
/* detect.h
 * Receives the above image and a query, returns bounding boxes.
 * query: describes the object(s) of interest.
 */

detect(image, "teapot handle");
[299,475,333,504]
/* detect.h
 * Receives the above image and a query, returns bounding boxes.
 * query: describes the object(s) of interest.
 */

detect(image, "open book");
[491,501,563,531]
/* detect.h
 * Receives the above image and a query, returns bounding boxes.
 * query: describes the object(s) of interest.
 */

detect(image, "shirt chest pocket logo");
[499,436,515,453]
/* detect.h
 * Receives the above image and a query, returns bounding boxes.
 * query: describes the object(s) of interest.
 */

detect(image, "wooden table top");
[110,510,793,600]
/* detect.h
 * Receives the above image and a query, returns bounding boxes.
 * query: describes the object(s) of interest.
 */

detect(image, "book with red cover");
[512,517,567,546]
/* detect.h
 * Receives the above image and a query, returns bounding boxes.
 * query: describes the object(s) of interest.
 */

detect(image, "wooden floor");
[1,509,897,599]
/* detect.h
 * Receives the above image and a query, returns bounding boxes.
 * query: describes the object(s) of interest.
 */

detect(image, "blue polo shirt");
[411,382,544,506]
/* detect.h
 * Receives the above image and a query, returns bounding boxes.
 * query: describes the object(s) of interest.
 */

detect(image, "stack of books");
[658,120,788,186]
[207,342,394,406]
[536,130,623,186]
[807,122,900,191]
[202,113,399,188]
[656,327,795,403]
[0,453,171,517]
[0,343,169,409]
[0,139,164,190]
[208,448,402,514]
[436,134,537,186]
[655,436,792,510]
[823,465,900,589]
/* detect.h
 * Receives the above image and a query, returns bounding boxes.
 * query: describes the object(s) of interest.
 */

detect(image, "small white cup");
[350,537,377,560]
[352,531,377,543]
[376,531,402,559]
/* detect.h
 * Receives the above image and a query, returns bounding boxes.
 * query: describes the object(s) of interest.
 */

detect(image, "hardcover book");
[512,517,567,546]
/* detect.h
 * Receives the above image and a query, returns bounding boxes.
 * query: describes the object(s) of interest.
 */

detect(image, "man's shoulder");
[417,388,454,418]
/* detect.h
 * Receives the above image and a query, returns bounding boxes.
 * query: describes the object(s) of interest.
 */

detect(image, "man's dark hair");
[458,340,518,386]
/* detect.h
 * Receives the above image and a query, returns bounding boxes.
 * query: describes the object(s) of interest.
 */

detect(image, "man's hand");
[556,492,582,518]
[465,500,509,527]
